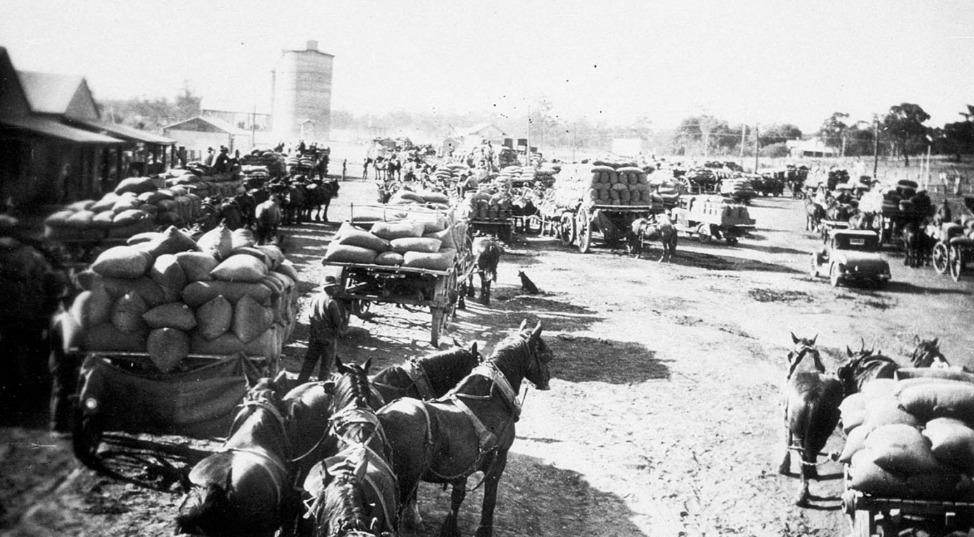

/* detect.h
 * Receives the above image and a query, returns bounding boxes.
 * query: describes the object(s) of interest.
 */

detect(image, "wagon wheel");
[695,223,711,243]
[72,396,104,469]
[932,242,949,274]
[577,214,592,253]
[949,244,964,282]
[558,214,574,246]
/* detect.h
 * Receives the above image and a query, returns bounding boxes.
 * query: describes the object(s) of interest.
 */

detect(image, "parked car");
[810,229,891,288]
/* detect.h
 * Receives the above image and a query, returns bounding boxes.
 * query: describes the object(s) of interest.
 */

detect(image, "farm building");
[163,116,252,160]
[787,138,838,158]
[460,123,506,147]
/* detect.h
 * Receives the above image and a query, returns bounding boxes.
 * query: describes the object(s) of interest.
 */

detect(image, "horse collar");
[472,362,521,419]
[403,360,436,400]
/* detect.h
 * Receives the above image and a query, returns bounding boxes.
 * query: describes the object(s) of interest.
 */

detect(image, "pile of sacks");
[839,369,974,500]
[45,178,203,241]
[324,217,463,272]
[552,164,661,209]
[859,180,934,217]
[387,188,451,209]
[456,189,513,221]
[719,176,757,201]
[241,151,286,178]
[682,195,754,225]
[62,225,298,372]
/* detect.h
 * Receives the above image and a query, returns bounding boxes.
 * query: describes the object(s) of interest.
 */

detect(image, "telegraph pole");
[753,123,759,173]
[739,124,747,168]
[873,116,880,179]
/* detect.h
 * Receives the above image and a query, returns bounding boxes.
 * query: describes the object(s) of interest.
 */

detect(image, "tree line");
[99,86,973,163]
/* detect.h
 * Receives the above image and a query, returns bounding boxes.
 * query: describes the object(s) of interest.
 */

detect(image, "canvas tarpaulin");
[77,353,262,439]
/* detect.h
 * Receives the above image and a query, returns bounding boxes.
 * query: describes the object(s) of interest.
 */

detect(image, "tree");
[883,103,930,166]
[819,112,849,151]
[759,124,803,147]
[174,83,201,120]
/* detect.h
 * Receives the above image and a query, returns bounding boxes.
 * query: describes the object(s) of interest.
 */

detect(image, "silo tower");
[271,40,334,144]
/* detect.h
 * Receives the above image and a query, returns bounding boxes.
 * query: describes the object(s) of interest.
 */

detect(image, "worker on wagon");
[297,275,348,383]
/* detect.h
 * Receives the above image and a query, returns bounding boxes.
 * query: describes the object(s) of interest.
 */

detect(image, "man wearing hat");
[297,274,347,383]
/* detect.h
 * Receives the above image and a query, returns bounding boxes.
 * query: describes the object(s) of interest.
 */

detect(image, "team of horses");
[176,320,553,537]
[779,333,961,506]
[194,175,340,247]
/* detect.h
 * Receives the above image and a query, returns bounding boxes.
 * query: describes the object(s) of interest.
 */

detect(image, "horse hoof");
[794,494,809,507]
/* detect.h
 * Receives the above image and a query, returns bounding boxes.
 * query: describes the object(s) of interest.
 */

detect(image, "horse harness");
[371,360,436,403]
[416,361,522,482]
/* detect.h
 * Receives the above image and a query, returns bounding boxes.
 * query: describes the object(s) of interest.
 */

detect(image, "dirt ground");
[2,171,974,537]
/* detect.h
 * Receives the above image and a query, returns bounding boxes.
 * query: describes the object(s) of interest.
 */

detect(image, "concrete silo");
[271,40,334,144]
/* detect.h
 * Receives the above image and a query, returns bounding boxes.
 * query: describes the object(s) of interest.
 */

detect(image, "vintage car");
[810,229,891,288]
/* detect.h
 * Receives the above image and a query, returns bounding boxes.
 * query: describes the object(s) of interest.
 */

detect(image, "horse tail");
[175,483,229,535]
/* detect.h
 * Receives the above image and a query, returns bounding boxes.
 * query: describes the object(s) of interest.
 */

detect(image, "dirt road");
[2,177,973,537]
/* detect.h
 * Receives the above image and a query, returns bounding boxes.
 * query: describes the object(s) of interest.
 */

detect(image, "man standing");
[297,275,347,383]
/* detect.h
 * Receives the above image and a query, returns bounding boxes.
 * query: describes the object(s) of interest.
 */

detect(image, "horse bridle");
[228,391,292,459]
[912,343,946,367]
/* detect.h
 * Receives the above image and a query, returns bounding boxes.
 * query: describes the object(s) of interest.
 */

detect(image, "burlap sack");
[176,251,220,282]
[143,303,197,331]
[390,237,442,254]
[182,280,273,308]
[210,254,269,283]
[196,224,233,260]
[898,382,974,422]
[147,328,190,373]
[196,295,232,341]
[370,221,424,240]
[863,423,941,474]
[91,246,153,278]
[100,276,166,307]
[375,251,404,266]
[335,222,391,252]
[69,289,113,330]
[233,295,274,343]
[323,242,377,264]
[923,417,974,470]
[403,249,456,271]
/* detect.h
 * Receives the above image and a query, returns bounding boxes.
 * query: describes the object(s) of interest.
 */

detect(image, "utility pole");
[739,124,747,169]
[753,123,759,173]
[873,116,880,179]
[572,122,577,163]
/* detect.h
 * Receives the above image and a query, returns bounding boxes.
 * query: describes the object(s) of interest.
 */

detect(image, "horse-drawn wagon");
[840,368,974,536]
[930,222,974,282]
[671,194,755,244]
[323,205,471,347]
[65,227,297,471]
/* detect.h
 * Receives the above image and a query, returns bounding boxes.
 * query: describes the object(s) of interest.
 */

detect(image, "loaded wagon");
[671,195,755,244]
[323,204,471,347]
[930,222,974,282]
[67,226,297,471]
[840,368,974,537]
[859,181,935,246]
[547,163,664,253]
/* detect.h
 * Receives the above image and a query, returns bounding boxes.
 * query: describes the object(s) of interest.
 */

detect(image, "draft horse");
[369,342,482,405]
[301,358,398,537]
[377,320,553,537]
[835,341,900,397]
[254,193,283,246]
[778,333,842,507]
[626,214,677,262]
[459,236,502,308]
[175,373,292,537]
[910,336,952,369]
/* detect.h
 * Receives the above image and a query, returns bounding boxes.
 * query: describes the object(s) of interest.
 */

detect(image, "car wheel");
[830,264,842,287]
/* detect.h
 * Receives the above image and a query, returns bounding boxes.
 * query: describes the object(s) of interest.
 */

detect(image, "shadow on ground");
[548,335,670,383]
[410,451,647,537]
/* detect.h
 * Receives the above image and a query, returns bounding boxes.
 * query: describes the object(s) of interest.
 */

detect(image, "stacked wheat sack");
[552,163,661,209]
[387,188,451,210]
[324,215,465,272]
[839,369,974,500]
[62,225,298,373]
[241,151,286,178]
[456,188,513,221]
[45,177,203,241]
[719,176,757,200]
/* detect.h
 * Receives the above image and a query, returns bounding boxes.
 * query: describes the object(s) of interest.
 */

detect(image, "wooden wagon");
[843,481,974,537]
[558,201,664,253]
[331,204,472,347]
[930,223,974,282]
[671,195,755,244]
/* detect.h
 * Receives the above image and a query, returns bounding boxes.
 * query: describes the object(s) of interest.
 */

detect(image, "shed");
[460,123,506,147]
[786,138,838,158]
[163,116,251,160]
[0,49,126,214]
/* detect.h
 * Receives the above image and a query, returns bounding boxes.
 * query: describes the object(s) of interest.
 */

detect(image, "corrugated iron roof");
[163,115,249,135]
[73,119,175,145]
[0,115,124,143]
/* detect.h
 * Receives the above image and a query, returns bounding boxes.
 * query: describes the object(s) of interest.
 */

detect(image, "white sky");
[2,0,972,133]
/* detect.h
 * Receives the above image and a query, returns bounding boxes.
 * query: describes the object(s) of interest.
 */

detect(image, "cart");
[333,204,472,347]
[71,350,278,472]
[671,195,755,244]
[468,218,514,242]
[930,223,974,282]
[560,201,664,253]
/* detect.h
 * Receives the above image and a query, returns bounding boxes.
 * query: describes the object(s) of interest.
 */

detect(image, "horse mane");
[320,463,369,537]
[333,364,375,413]
[415,346,481,395]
